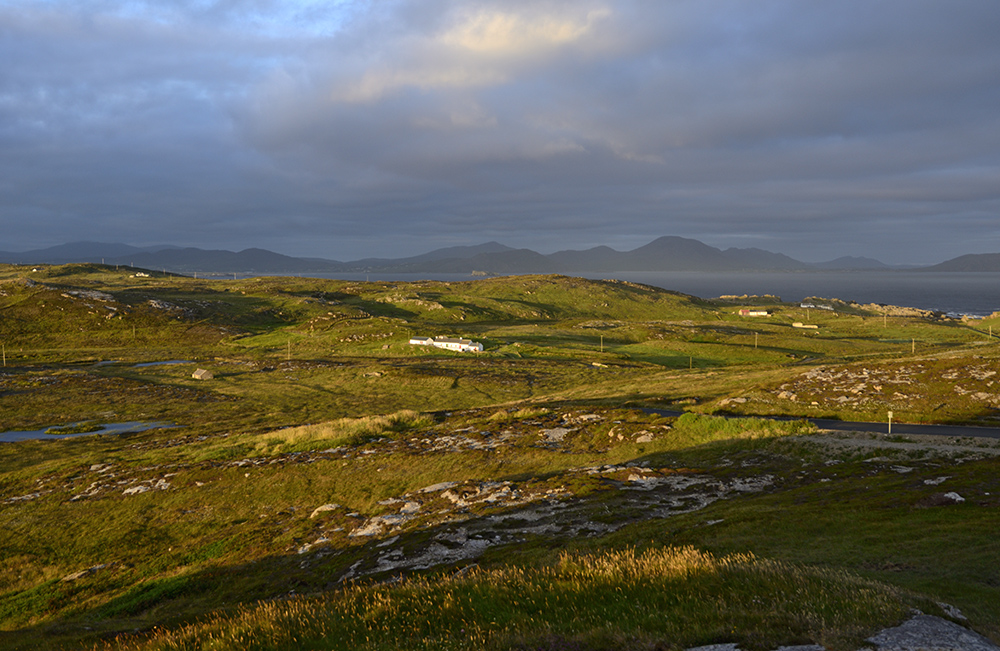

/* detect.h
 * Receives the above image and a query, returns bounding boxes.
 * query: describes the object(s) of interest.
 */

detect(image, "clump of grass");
[246,410,433,455]
[669,412,813,448]
[99,546,907,651]
[488,407,551,422]
[45,421,104,435]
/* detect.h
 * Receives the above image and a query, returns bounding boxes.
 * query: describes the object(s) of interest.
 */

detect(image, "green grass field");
[1,264,998,650]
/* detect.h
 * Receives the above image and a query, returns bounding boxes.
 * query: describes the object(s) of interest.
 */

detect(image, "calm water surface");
[0,421,176,443]
[584,271,1000,317]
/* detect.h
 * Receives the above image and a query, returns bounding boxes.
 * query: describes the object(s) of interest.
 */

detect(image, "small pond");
[0,421,177,443]
[132,360,193,368]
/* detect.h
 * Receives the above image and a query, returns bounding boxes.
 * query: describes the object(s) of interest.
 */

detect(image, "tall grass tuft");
[249,410,433,455]
[98,546,907,651]
[488,407,550,422]
[669,412,814,448]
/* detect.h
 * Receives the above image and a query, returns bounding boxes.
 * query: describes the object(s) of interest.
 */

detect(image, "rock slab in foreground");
[685,615,999,651]
[866,613,999,651]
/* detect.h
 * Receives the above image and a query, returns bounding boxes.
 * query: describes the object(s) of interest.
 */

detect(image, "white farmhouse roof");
[409,335,483,352]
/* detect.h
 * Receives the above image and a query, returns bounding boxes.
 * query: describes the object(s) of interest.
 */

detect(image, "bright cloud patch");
[440,7,609,54]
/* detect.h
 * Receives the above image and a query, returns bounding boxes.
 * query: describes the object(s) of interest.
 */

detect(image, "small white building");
[410,335,483,352]
[432,337,483,352]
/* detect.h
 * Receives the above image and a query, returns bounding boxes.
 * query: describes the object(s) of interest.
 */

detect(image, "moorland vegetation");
[1,264,998,650]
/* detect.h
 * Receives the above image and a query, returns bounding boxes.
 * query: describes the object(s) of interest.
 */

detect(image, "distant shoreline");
[158,269,1000,318]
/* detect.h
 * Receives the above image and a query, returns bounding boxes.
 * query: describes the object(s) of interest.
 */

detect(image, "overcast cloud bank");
[2,0,999,264]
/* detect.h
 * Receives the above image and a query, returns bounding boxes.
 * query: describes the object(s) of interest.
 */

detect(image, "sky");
[2,0,999,265]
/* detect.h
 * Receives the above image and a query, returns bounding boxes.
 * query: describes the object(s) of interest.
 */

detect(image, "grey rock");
[540,427,572,442]
[309,503,341,518]
[680,615,1000,651]
[866,613,999,651]
[61,564,108,582]
[418,481,458,493]
[937,602,967,621]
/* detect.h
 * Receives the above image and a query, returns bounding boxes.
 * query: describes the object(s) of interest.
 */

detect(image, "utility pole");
[600,335,603,353]
[888,410,893,435]
[912,338,915,354]
[2,344,5,367]
[754,332,758,349]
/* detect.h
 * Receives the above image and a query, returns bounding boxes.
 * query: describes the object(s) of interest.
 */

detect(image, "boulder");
[419,481,458,493]
[866,613,999,650]
[310,504,341,518]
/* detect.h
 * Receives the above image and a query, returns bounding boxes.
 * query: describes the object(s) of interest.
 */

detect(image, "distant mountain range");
[922,253,1000,272]
[0,237,990,274]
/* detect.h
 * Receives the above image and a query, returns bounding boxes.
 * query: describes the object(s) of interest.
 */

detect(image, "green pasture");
[1,265,999,649]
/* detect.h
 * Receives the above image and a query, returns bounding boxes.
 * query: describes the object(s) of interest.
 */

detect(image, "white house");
[432,337,483,352]
[410,335,483,352]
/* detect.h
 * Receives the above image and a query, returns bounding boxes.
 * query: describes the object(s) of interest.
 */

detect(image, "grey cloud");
[1,0,999,262]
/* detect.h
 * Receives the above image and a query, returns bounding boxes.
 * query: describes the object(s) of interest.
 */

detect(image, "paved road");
[805,417,1000,439]
[642,409,1000,440]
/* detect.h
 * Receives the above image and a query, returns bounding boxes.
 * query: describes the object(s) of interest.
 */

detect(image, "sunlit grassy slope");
[1,264,999,650]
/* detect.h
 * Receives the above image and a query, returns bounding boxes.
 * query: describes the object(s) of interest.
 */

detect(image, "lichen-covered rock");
[866,613,999,650]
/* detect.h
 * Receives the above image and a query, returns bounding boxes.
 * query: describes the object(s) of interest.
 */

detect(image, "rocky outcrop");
[683,613,999,650]
[866,612,999,651]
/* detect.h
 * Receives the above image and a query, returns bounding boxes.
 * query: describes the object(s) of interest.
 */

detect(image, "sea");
[257,270,1000,318]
